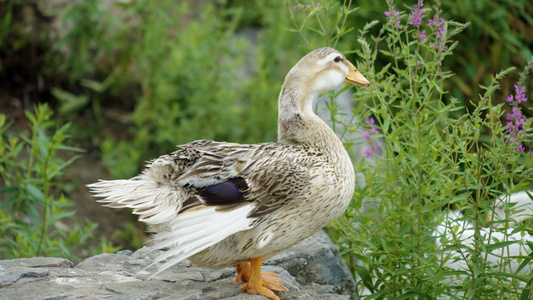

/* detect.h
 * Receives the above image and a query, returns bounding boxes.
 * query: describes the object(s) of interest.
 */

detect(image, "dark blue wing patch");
[196,177,249,205]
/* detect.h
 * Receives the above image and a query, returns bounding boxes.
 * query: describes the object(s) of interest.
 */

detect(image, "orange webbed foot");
[235,261,251,282]
[235,257,288,300]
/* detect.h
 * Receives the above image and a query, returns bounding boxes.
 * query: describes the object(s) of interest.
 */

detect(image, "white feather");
[88,172,258,278]
[316,52,341,66]
[147,204,255,278]
[87,176,182,225]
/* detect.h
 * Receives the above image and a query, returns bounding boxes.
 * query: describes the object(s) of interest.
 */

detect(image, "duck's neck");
[277,80,355,191]
[276,82,338,149]
[277,80,316,121]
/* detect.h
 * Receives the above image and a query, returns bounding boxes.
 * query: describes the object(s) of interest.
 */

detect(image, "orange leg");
[235,256,288,300]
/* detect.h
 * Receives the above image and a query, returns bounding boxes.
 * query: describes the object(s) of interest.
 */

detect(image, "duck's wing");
[175,141,318,217]
[88,140,319,274]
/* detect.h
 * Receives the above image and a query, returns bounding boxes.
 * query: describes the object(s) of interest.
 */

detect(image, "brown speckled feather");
[147,140,318,218]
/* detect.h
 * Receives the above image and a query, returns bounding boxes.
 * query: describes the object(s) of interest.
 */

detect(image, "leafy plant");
[31,1,533,297]
[54,0,315,179]
[0,0,16,57]
[0,104,115,261]
[289,0,533,298]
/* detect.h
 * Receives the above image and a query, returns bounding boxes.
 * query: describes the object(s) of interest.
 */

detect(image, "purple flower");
[514,84,527,103]
[419,29,427,41]
[409,2,426,28]
[427,16,445,26]
[505,84,528,152]
[364,144,383,159]
[507,84,528,105]
[294,3,320,12]
[384,9,398,17]
[362,118,382,159]
[364,148,372,158]
[427,16,448,51]
[385,9,403,29]
[366,117,375,126]
[428,16,446,38]
[431,43,447,51]
[437,25,445,38]
[428,17,444,34]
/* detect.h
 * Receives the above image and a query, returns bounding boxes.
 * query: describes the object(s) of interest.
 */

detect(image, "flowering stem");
[286,0,311,47]
[333,0,352,48]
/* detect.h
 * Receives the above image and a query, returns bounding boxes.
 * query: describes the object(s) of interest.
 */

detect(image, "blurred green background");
[0,0,532,259]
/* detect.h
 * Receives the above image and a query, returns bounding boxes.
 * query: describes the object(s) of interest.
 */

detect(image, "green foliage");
[0,0,23,70]
[54,1,304,177]
[112,221,145,250]
[50,0,532,177]
[0,104,112,261]
[5,0,528,297]
[61,0,382,180]
[287,0,359,50]
[0,0,15,50]
[54,0,118,81]
[439,0,533,102]
[285,0,533,298]
[337,0,533,107]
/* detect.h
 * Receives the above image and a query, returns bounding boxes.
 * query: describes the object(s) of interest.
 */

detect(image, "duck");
[87,47,369,300]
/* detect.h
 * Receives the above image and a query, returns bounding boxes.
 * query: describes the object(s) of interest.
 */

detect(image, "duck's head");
[279,47,369,119]
[286,47,369,94]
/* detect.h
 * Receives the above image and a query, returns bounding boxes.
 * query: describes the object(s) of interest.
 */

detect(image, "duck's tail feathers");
[87,176,183,225]
[147,204,254,278]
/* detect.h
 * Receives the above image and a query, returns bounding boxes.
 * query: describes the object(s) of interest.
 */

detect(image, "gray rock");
[0,231,356,299]
[266,230,355,296]
[0,257,74,289]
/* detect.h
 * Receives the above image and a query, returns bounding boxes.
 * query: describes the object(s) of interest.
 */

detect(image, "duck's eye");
[334,56,342,63]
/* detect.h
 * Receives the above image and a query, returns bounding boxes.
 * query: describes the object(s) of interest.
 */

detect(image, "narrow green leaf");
[485,240,520,252]
[26,184,45,205]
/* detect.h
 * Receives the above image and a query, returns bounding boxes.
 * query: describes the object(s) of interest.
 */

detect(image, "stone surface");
[0,230,356,300]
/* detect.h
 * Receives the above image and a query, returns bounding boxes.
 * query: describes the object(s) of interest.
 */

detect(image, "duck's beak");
[344,62,369,87]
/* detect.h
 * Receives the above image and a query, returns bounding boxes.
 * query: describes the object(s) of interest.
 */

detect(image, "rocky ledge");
[0,231,356,299]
